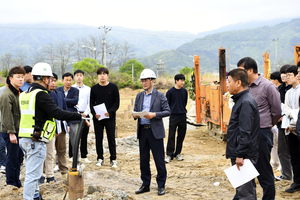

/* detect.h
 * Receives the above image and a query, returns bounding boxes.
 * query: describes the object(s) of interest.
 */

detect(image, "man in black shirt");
[165,74,188,163]
[90,67,120,168]
[226,68,260,199]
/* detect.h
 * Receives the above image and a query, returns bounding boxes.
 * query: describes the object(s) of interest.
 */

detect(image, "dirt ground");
[0,88,299,199]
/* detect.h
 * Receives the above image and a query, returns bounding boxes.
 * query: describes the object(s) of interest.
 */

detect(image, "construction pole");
[99,25,112,67]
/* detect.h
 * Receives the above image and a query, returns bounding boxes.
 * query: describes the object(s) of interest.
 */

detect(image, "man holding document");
[133,69,170,196]
[90,67,120,168]
[283,65,300,193]
[226,69,260,199]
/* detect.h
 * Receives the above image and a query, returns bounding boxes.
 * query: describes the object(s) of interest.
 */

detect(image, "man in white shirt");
[72,70,91,163]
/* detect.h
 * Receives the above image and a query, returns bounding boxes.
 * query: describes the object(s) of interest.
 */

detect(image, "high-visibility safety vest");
[19,89,56,143]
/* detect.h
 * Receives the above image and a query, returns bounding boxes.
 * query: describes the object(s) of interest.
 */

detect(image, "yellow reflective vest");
[19,89,56,143]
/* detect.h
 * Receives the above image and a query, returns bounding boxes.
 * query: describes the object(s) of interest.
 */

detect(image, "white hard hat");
[140,69,156,80]
[32,62,53,77]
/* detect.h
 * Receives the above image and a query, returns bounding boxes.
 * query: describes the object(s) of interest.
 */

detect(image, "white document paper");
[132,110,149,118]
[292,109,299,121]
[281,103,285,116]
[224,159,259,188]
[281,115,290,129]
[93,103,109,121]
[55,120,69,134]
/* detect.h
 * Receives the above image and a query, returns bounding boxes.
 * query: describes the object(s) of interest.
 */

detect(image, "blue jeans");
[19,138,47,200]
[0,122,6,166]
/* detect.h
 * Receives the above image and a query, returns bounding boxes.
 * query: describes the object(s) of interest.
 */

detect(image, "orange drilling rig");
[190,44,300,141]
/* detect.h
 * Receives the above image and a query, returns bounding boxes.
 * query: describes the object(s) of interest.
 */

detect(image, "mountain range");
[0,17,299,74]
[140,18,300,74]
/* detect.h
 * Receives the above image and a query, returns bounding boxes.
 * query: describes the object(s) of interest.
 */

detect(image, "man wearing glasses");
[56,73,80,163]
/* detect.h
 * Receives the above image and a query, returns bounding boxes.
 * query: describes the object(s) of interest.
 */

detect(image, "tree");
[55,40,75,75]
[118,40,135,66]
[119,59,145,79]
[72,57,103,87]
[0,53,14,73]
[14,50,28,66]
[179,66,194,88]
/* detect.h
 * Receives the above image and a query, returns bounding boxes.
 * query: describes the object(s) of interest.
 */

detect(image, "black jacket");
[226,89,260,159]
[26,83,81,134]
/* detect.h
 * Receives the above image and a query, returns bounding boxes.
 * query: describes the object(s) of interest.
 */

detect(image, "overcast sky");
[1,0,299,34]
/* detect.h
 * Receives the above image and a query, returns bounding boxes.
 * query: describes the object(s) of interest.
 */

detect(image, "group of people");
[226,57,300,200]
[0,63,188,199]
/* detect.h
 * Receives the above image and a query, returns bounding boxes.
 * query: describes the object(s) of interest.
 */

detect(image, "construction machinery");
[189,44,300,141]
[190,47,229,141]
[295,43,300,65]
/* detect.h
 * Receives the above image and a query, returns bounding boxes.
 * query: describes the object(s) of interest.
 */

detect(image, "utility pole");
[228,47,230,71]
[156,60,164,79]
[132,63,134,81]
[99,25,112,67]
[273,38,279,71]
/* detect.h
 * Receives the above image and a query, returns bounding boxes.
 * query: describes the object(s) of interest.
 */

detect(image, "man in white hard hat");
[133,69,170,196]
[19,62,82,200]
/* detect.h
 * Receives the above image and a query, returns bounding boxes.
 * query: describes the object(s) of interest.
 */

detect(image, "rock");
[87,185,97,194]
[112,190,129,199]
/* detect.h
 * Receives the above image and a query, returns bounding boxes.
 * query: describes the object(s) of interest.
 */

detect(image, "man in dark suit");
[133,69,170,196]
[56,72,79,161]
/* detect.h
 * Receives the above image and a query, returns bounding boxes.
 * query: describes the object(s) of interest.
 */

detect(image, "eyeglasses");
[141,79,150,83]
[286,74,295,78]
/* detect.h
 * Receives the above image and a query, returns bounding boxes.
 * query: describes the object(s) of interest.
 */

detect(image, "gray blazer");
[134,88,170,139]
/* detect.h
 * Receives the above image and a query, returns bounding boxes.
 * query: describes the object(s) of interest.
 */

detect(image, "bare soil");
[0,88,298,199]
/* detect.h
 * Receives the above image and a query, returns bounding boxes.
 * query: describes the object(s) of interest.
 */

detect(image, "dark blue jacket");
[49,90,70,128]
[56,86,79,123]
[134,88,170,139]
[226,89,260,159]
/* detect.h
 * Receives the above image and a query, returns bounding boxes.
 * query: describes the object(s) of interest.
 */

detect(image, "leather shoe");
[135,186,150,194]
[285,183,300,193]
[158,187,165,195]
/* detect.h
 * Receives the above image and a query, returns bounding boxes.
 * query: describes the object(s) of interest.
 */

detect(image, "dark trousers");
[1,132,22,188]
[287,133,300,184]
[139,126,167,188]
[278,128,292,179]
[255,128,275,200]
[69,119,90,158]
[93,119,116,161]
[231,159,257,200]
[166,117,187,157]
[80,119,90,158]
[0,122,6,166]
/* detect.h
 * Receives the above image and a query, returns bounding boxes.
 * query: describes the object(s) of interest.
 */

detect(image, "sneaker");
[165,156,172,163]
[33,194,44,200]
[176,154,184,161]
[53,165,59,173]
[96,159,103,167]
[275,175,292,181]
[46,177,56,183]
[38,176,45,185]
[0,166,5,174]
[82,158,91,163]
[111,160,117,168]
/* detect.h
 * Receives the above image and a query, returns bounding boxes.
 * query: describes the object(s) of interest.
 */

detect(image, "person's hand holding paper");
[93,103,109,121]
[132,110,149,118]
